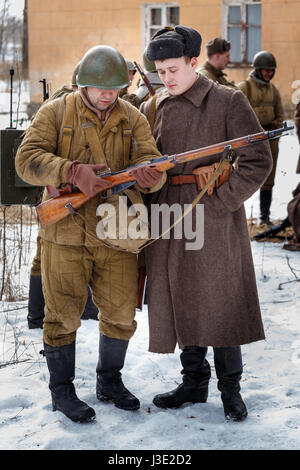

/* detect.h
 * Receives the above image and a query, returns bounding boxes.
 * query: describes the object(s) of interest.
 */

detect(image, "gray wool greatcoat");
[140,74,273,353]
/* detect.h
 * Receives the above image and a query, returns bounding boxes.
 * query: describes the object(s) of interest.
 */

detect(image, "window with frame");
[223,1,261,65]
[142,3,180,49]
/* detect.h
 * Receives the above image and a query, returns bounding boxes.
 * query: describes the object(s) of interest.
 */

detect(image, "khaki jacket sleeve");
[15,99,73,187]
[127,106,166,193]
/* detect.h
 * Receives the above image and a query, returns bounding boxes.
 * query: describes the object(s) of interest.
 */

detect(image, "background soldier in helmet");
[122,48,165,109]
[238,51,284,225]
[27,61,99,329]
[134,48,165,102]
[119,59,136,97]
[197,37,237,88]
[15,45,164,424]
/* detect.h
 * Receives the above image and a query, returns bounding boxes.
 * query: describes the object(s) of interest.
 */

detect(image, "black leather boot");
[27,275,45,329]
[260,189,273,225]
[214,346,248,421]
[96,334,140,410]
[81,286,99,320]
[42,341,96,423]
[153,346,211,409]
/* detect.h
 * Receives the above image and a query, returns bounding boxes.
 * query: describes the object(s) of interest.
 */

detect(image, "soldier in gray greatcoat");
[140,25,272,421]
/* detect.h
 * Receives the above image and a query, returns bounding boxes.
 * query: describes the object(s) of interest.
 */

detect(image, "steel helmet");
[142,48,156,73]
[125,59,136,72]
[252,51,277,69]
[77,45,130,89]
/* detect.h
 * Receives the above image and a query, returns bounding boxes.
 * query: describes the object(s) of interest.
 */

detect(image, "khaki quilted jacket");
[238,75,284,129]
[15,92,164,245]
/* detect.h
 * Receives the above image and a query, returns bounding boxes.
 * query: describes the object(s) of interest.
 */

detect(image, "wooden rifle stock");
[36,123,293,227]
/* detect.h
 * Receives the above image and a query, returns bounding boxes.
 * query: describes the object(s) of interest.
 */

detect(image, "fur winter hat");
[146,25,202,61]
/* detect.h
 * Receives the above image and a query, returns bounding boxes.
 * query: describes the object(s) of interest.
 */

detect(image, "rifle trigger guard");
[65,202,77,216]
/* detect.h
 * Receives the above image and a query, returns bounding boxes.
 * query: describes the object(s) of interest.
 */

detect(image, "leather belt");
[168,174,197,185]
[168,161,233,196]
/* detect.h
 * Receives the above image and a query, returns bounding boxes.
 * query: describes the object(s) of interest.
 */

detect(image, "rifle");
[36,122,293,227]
[39,78,50,101]
[253,217,291,240]
[133,61,156,96]
[9,68,15,129]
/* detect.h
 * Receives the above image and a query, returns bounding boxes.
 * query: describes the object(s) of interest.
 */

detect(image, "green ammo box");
[0,128,43,205]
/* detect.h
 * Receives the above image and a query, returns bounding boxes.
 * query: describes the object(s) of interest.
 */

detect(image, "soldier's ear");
[191,57,198,69]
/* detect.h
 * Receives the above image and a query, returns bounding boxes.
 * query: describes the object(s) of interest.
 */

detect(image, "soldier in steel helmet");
[27,61,99,330]
[238,51,284,225]
[197,37,237,88]
[15,45,165,423]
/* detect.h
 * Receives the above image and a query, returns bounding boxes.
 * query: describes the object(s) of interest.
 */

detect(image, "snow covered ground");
[0,85,300,452]
[0,240,300,451]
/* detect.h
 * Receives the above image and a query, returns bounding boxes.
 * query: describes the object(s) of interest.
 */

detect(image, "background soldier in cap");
[140,25,272,421]
[238,51,284,225]
[16,45,164,423]
[197,37,237,88]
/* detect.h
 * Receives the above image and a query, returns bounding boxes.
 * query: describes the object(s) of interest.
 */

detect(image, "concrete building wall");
[28,0,300,116]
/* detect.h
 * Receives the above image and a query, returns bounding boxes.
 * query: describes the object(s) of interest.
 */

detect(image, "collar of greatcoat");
[155,73,214,110]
